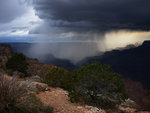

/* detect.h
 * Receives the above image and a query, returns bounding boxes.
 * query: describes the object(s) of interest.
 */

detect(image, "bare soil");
[36,87,104,113]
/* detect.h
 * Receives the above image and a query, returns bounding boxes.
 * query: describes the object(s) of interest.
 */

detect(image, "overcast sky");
[0,0,150,46]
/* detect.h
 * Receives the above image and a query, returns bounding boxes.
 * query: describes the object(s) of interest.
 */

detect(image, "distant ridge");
[142,40,150,46]
[1,41,150,89]
[79,40,150,89]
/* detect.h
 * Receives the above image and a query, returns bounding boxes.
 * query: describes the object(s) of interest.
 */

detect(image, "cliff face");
[124,78,150,111]
[0,44,13,67]
[80,41,150,89]
[0,43,54,77]
[27,58,54,77]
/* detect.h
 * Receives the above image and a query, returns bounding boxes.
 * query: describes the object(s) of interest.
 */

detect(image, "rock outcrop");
[119,99,137,113]
[0,43,54,77]
[27,58,54,77]
[19,80,48,92]
[0,44,13,67]
[124,78,150,111]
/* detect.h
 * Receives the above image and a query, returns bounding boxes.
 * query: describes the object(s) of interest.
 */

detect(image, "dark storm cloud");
[0,0,27,23]
[32,0,150,32]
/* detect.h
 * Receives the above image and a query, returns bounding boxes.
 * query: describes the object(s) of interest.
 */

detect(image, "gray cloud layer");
[32,0,150,32]
[0,0,28,23]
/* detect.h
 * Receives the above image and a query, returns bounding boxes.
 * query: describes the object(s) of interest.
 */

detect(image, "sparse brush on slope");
[44,62,128,108]
[6,53,28,77]
[44,67,68,88]
[64,62,128,108]
[0,74,53,113]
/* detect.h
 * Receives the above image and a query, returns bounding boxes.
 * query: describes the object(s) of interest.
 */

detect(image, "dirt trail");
[37,87,105,113]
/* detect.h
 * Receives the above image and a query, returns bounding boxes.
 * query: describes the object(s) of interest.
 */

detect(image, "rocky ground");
[36,86,150,113]
[37,87,106,113]
[1,73,150,113]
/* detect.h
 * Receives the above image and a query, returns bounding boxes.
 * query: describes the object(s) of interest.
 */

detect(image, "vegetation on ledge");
[6,53,28,77]
[44,62,128,108]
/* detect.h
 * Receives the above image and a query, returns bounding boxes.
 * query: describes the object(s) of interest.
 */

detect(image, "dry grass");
[0,74,53,113]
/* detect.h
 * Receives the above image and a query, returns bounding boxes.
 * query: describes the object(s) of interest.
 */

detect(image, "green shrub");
[43,62,127,108]
[44,67,68,88]
[6,53,28,76]
[0,75,53,113]
[64,62,127,108]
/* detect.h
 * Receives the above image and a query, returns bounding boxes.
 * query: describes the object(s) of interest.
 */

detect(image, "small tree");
[65,62,127,108]
[6,53,28,75]
[44,67,68,88]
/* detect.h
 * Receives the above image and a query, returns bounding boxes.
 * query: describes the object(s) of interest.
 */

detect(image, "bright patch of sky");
[0,6,42,37]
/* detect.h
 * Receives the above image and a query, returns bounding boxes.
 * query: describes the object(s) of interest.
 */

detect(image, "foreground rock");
[124,78,150,111]
[0,74,49,93]
[19,80,48,92]
[26,75,42,82]
[119,99,137,113]
[85,105,106,113]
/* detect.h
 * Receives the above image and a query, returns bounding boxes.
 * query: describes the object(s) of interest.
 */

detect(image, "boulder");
[19,81,48,92]
[85,105,106,113]
[119,99,137,113]
[120,99,137,108]
[29,75,41,82]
